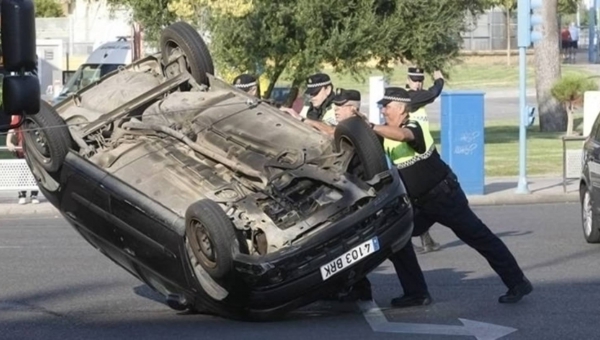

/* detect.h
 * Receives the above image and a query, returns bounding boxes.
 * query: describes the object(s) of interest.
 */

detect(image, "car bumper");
[227,168,413,312]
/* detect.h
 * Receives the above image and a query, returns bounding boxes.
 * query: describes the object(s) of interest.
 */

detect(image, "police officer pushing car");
[232,73,259,97]
[302,88,367,135]
[404,66,445,253]
[370,87,533,308]
[281,73,337,126]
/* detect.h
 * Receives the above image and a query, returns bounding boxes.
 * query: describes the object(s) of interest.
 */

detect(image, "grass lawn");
[263,55,592,95]
[429,115,584,177]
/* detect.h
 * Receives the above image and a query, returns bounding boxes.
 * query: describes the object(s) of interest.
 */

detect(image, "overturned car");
[21,22,414,320]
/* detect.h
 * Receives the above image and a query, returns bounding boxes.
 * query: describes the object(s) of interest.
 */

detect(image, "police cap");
[407,66,425,82]
[232,74,257,91]
[305,73,333,96]
[332,88,361,105]
[377,87,411,107]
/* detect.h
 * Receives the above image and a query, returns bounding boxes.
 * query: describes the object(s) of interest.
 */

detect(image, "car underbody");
[20,21,414,320]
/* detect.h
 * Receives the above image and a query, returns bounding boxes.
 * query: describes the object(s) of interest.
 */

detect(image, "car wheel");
[22,100,72,174]
[160,21,215,87]
[334,116,388,181]
[185,199,245,279]
[581,187,600,243]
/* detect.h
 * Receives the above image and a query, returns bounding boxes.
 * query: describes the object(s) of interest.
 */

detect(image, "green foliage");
[34,0,64,17]
[204,0,487,97]
[558,0,579,15]
[106,0,177,43]
[484,0,517,11]
[551,74,598,104]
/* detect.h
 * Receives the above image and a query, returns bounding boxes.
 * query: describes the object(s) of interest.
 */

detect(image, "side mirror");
[3,75,40,114]
[1,0,41,116]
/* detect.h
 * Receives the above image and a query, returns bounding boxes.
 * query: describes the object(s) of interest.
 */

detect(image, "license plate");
[320,237,380,281]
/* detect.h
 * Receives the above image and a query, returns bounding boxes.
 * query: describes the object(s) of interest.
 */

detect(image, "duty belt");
[411,172,459,206]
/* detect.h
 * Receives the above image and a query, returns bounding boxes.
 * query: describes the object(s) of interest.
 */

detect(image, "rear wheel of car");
[581,186,600,243]
[334,116,388,181]
[185,199,245,280]
[22,100,72,175]
[160,21,215,87]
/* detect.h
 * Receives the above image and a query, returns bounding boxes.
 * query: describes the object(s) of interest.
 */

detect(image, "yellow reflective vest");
[383,117,436,169]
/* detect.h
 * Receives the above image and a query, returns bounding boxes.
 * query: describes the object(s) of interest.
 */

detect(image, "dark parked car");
[21,22,414,320]
[581,114,600,243]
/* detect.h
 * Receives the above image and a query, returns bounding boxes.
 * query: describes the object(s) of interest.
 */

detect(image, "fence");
[0,147,39,191]
[461,9,591,51]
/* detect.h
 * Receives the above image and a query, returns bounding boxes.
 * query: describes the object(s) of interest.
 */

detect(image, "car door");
[585,116,600,212]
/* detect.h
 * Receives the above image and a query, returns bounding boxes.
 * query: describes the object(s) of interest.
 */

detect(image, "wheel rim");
[164,41,191,75]
[23,119,52,165]
[189,219,218,269]
[583,190,593,237]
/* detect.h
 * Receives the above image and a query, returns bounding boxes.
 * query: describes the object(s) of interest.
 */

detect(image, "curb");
[1,203,60,217]
[468,193,579,206]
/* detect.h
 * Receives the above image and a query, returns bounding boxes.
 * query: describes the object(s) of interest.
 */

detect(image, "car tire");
[334,116,388,180]
[160,21,215,86]
[581,186,600,243]
[185,199,244,280]
[22,100,72,174]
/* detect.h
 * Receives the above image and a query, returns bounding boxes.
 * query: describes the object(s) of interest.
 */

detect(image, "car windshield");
[60,63,123,96]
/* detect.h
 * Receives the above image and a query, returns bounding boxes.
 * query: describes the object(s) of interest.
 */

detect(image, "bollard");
[368,76,387,124]
[583,91,600,136]
[440,91,486,195]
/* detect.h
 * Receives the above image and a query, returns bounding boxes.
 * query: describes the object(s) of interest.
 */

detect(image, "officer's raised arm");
[406,67,445,110]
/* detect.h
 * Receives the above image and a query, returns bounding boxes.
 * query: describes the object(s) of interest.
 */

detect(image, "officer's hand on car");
[280,107,302,120]
[6,140,16,152]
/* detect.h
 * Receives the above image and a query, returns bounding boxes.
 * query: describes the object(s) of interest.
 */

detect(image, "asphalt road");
[0,203,597,340]
[360,95,538,124]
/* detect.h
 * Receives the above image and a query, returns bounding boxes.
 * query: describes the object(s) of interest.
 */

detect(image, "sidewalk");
[0,176,579,217]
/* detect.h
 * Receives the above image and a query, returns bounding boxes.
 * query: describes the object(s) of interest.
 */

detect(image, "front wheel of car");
[581,187,600,243]
[185,199,245,280]
[334,116,388,181]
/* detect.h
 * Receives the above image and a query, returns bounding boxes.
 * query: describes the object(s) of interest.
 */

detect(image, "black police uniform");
[374,87,533,308]
[302,73,335,122]
[405,67,445,112]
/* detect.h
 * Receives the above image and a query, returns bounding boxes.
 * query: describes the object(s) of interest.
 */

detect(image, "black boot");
[391,293,432,308]
[498,278,533,303]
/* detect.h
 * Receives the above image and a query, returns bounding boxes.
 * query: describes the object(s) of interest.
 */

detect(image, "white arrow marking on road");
[358,300,517,340]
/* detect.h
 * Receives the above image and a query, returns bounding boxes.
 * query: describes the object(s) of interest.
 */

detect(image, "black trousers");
[388,172,526,296]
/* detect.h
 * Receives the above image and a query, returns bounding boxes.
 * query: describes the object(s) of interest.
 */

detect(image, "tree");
[535,0,567,132]
[106,0,177,43]
[558,0,579,15]
[485,0,517,66]
[551,75,597,135]
[168,0,487,102]
[34,0,64,17]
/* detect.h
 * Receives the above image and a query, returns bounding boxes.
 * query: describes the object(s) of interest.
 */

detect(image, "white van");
[53,37,132,104]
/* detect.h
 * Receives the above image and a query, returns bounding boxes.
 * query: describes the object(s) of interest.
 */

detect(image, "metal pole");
[590,6,596,63]
[516,46,530,194]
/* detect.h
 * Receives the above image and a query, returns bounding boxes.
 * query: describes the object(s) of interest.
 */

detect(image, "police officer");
[404,67,445,254]
[232,73,260,98]
[371,87,533,308]
[303,88,367,135]
[281,73,337,127]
